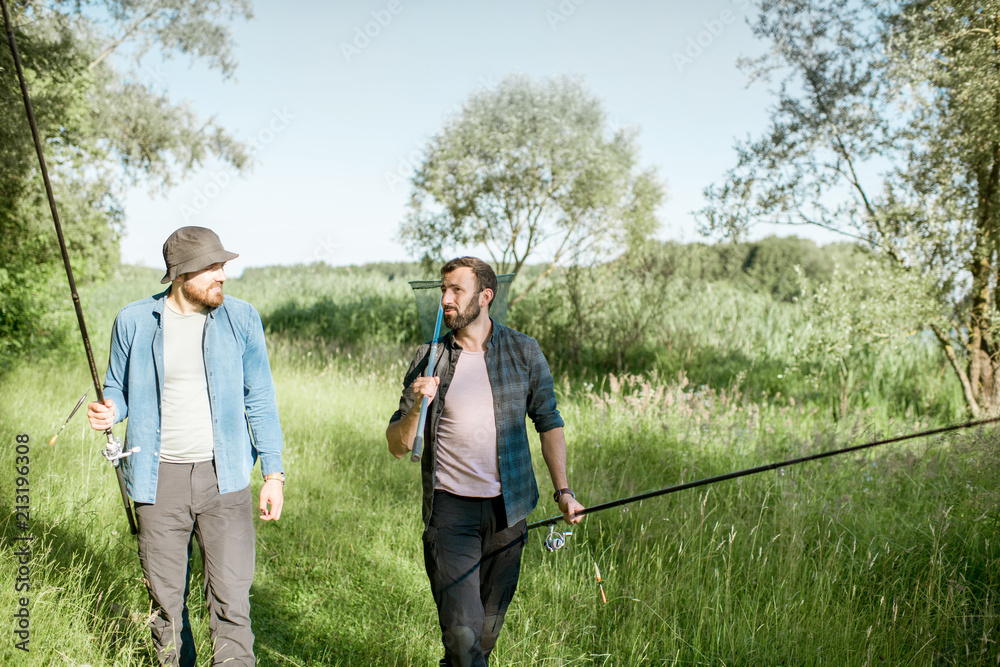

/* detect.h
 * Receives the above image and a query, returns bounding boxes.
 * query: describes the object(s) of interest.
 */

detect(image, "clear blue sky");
[119,0,841,274]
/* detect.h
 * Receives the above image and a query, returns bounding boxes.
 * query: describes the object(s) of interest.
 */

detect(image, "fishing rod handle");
[410,395,431,462]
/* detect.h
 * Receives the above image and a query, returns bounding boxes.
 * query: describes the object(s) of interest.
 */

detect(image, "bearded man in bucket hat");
[87,226,285,666]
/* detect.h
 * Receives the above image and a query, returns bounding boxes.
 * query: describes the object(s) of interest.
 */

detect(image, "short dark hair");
[441,256,498,309]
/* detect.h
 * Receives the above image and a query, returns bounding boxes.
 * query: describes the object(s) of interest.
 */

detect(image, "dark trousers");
[135,461,256,666]
[423,491,527,667]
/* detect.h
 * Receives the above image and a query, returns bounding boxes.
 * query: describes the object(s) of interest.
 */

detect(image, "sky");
[117,0,843,275]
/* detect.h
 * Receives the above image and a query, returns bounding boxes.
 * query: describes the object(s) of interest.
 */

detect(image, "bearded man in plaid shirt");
[387,256,585,667]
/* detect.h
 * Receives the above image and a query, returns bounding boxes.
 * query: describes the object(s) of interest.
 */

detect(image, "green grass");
[1,267,997,665]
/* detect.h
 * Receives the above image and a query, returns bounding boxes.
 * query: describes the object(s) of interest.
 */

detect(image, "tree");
[400,73,664,302]
[0,0,251,362]
[699,0,1000,417]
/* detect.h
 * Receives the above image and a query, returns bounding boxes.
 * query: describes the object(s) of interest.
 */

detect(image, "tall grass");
[0,266,996,665]
[502,372,999,665]
[516,273,966,425]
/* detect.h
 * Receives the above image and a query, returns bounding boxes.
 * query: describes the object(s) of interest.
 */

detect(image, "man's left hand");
[259,480,284,521]
[559,494,585,525]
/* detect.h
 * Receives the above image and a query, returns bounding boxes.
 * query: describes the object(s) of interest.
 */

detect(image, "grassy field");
[1,265,998,665]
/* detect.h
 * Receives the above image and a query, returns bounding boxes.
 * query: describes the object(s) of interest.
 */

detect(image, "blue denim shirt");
[390,321,564,527]
[102,289,284,503]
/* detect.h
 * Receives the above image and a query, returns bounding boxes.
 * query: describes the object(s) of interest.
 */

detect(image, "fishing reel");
[544,526,573,552]
[101,433,139,467]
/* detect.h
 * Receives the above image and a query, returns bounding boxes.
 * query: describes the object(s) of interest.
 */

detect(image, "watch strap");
[553,488,574,503]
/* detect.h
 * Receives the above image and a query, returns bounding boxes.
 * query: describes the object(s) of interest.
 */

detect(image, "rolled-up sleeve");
[526,338,564,433]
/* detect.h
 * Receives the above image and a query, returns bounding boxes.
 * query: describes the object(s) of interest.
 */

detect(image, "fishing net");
[408,274,515,342]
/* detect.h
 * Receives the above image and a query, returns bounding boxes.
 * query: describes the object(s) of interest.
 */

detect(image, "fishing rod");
[2,0,138,535]
[49,392,87,446]
[411,302,444,463]
[529,415,1000,533]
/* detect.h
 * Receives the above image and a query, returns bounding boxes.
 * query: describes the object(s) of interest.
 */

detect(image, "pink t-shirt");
[434,350,501,497]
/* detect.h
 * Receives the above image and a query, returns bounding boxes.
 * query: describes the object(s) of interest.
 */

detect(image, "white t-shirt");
[159,303,215,463]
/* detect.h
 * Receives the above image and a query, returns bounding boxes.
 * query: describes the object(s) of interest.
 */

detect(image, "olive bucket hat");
[160,226,239,284]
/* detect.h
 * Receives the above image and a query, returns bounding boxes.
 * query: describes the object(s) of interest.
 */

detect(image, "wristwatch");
[553,488,575,503]
[264,472,285,486]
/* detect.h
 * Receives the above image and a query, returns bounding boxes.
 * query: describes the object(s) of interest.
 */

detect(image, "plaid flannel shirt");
[390,320,564,527]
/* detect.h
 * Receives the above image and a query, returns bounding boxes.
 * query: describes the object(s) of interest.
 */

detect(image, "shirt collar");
[154,286,222,319]
[444,317,500,350]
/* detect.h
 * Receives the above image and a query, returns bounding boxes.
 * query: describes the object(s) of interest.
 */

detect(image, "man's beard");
[182,279,224,308]
[444,295,481,331]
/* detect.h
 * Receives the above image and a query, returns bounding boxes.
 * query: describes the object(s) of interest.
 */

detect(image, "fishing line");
[528,415,1000,533]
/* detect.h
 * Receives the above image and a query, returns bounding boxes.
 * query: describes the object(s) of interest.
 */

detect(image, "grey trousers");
[135,461,256,667]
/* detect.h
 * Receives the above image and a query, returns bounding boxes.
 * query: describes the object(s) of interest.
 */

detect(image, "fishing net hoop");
[408,274,515,342]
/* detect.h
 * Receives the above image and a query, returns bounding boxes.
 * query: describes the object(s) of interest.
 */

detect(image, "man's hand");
[412,375,440,403]
[259,480,284,521]
[540,428,585,525]
[87,399,115,431]
[386,376,441,458]
[559,494,585,525]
